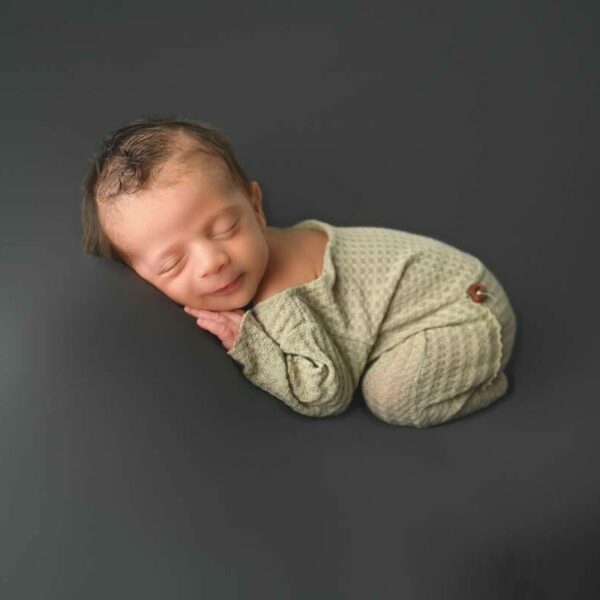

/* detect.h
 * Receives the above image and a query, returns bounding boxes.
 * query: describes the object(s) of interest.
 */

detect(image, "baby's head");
[81,115,273,311]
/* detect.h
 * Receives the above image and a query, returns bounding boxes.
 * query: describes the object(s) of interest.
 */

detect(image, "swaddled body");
[227,219,517,428]
[81,118,516,428]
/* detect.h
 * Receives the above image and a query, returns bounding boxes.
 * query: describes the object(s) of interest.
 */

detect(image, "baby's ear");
[249,181,264,209]
[250,180,262,198]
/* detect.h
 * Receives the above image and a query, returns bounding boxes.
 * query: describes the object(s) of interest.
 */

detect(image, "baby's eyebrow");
[151,205,237,268]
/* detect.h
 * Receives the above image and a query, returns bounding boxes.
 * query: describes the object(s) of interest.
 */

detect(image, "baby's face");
[101,156,271,311]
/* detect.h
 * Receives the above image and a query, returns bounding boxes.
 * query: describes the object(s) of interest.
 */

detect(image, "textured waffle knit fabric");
[226,219,517,428]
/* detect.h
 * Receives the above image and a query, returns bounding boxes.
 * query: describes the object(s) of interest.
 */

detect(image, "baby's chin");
[179,294,252,312]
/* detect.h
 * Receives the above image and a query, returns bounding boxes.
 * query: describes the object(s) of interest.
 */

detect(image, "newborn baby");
[81,116,517,428]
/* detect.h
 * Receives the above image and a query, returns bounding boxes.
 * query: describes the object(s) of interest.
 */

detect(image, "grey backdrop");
[2,1,599,598]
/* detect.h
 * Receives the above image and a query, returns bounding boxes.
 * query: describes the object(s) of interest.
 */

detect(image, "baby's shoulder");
[301,227,328,280]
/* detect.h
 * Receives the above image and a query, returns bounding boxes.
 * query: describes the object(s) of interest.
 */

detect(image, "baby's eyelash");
[162,258,181,273]
[215,220,239,237]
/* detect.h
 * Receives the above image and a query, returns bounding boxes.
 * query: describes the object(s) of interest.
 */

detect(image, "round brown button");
[467,283,489,303]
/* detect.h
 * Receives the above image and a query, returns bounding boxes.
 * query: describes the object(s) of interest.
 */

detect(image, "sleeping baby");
[81,115,517,428]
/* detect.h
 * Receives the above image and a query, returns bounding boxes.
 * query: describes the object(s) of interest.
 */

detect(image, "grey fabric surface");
[2,1,598,598]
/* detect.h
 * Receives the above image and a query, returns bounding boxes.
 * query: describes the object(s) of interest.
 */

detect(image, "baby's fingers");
[196,316,222,333]
[197,317,235,350]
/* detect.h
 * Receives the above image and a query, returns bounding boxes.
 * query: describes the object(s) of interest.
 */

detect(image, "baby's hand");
[183,306,245,351]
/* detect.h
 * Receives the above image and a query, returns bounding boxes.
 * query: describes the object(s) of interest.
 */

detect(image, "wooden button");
[467,283,489,303]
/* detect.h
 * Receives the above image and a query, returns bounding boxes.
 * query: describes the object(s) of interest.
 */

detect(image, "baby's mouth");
[212,273,243,295]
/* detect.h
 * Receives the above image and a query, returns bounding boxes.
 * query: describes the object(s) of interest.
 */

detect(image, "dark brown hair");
[80,114,253,267]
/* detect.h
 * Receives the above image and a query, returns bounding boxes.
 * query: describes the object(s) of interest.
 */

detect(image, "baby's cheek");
[157,280,188,307]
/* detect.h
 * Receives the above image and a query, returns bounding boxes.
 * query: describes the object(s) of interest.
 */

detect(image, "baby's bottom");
[361,267,517,428]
